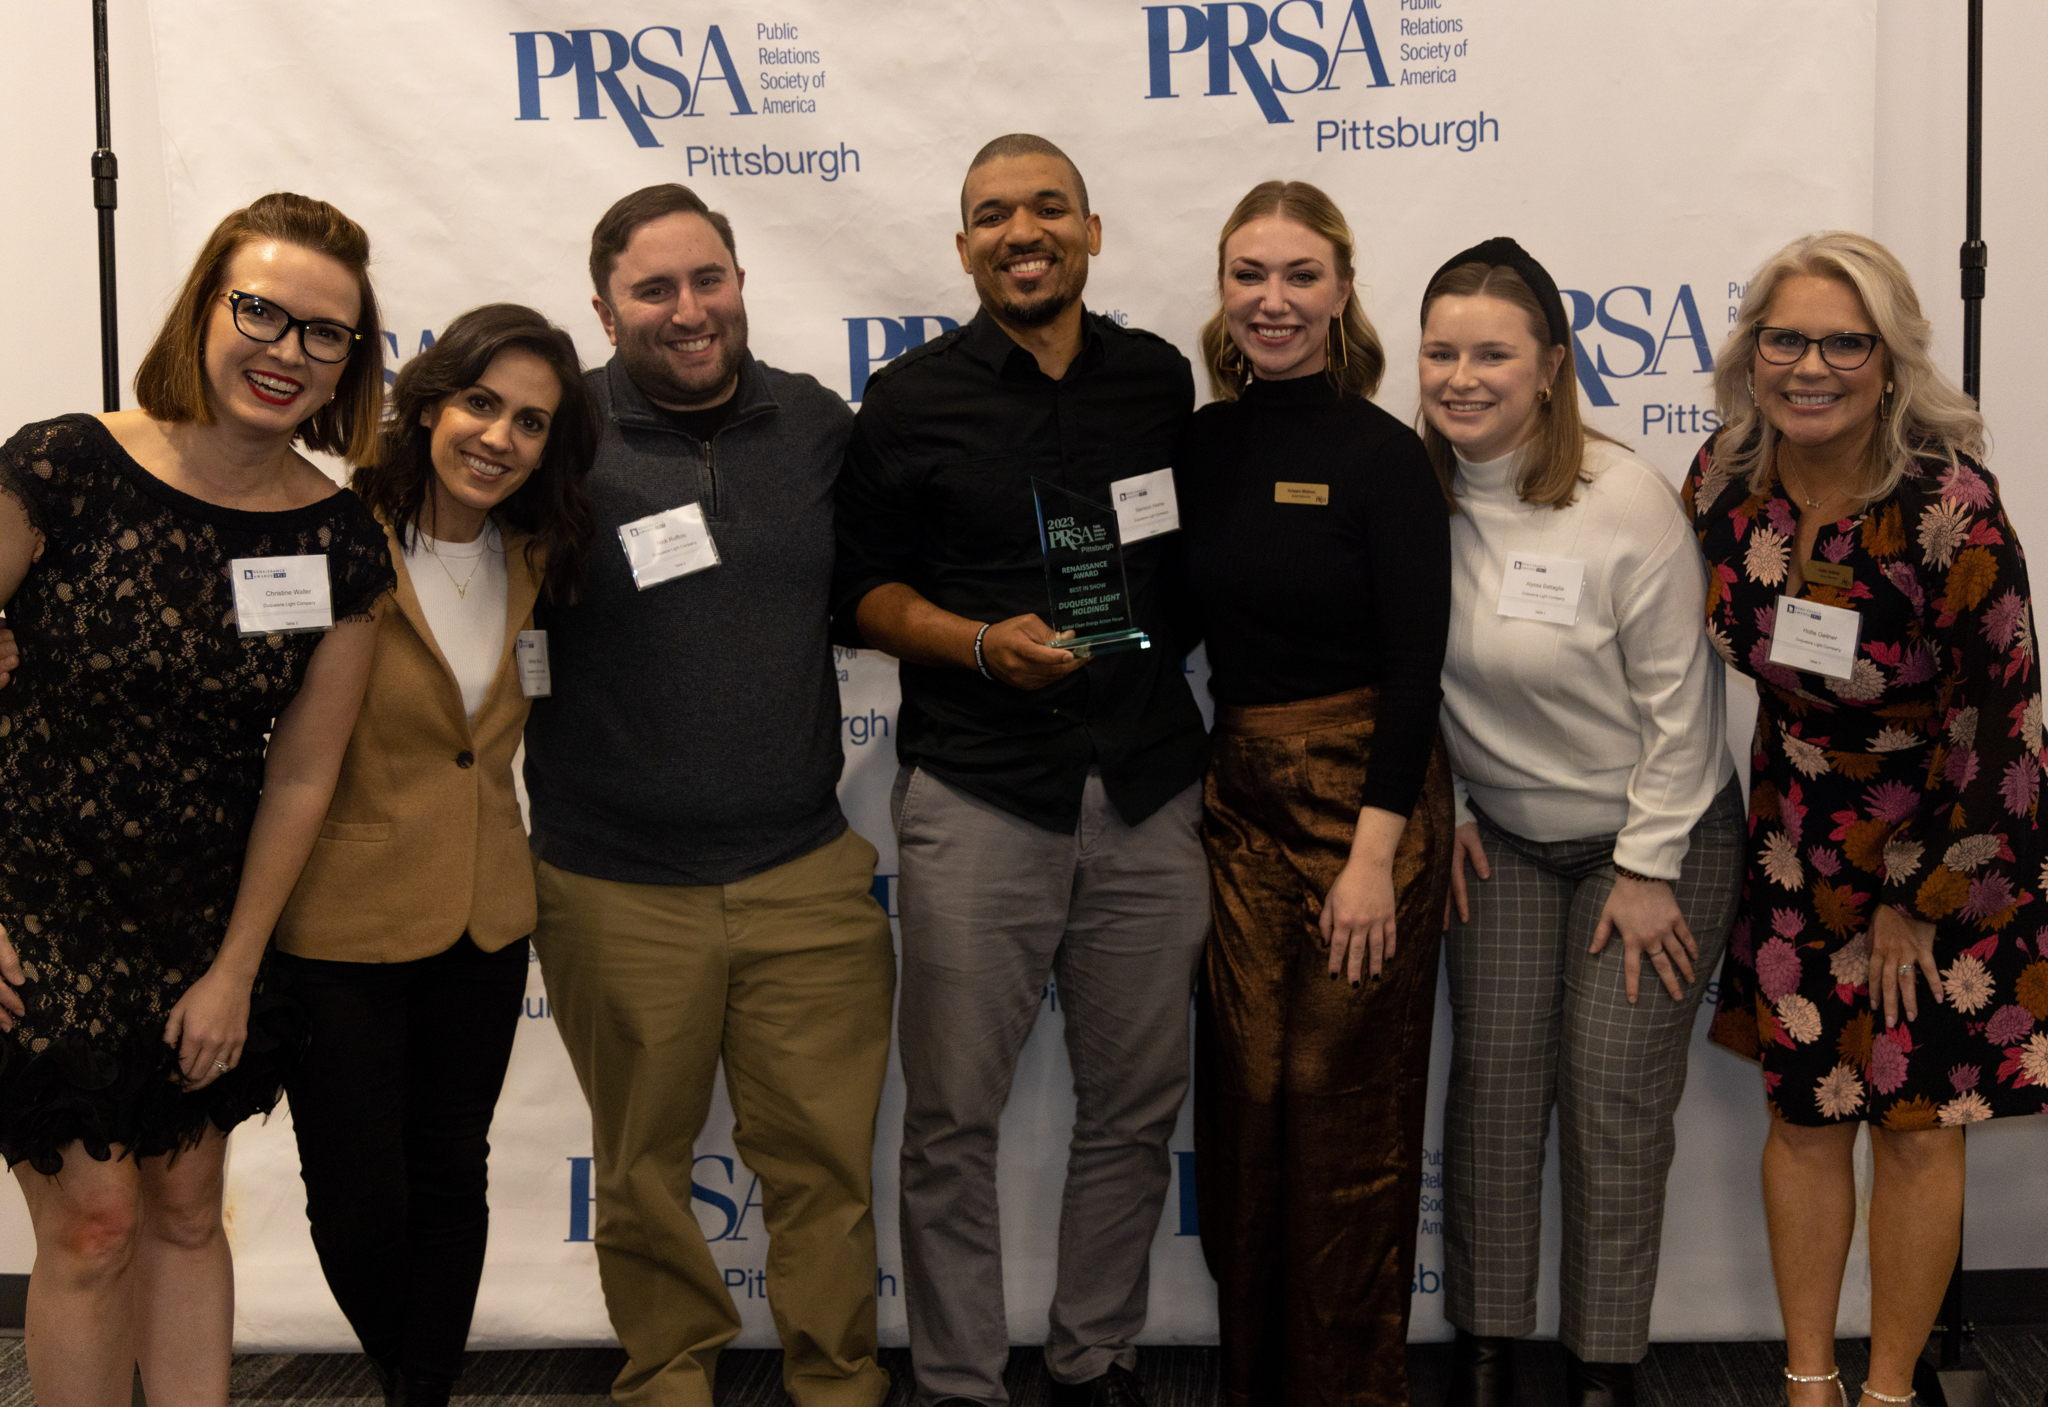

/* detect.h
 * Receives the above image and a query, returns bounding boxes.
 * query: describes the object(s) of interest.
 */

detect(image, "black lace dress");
[0,414,393,1173]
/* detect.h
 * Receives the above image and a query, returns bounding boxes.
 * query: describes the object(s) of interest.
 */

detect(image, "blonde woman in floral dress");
[1686,232,2046,1407]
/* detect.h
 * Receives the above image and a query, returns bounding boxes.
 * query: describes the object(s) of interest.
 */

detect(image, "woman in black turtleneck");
[1177,179,1453,1407]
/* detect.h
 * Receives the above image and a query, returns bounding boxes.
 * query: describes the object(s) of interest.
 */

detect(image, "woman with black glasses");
[0,193,392,1407]
[1688,232,2045,1407]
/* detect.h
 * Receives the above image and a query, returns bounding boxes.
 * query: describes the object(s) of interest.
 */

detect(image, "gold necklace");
[424,531,489,599]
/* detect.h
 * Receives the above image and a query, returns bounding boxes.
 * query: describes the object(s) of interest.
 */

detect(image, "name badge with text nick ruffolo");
[515,630,552,698]
[617,503,720,590]
[1768,595,1861,680]
[1111,468,1180,543]
[229,554,333,635]
[1274,481,1329,506]
[1496,553,1586,625]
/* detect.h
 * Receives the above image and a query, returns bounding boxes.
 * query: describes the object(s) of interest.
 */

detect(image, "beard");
[615,306,749,410]
[973,249,1088,330]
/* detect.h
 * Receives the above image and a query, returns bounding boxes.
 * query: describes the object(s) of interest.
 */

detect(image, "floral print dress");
[1686,440,2048,1127]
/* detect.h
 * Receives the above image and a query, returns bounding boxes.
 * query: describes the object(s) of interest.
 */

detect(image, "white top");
[404,523,509,721]
[1440,438,1732,878]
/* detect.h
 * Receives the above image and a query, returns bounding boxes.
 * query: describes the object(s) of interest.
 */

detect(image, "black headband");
[1426,236,1570,347]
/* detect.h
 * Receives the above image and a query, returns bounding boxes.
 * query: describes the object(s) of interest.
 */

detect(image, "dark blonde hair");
[1418,260,1614,510]
[1710,231,1985,499]
[134,192,384,461]
[1199,180,1385,403]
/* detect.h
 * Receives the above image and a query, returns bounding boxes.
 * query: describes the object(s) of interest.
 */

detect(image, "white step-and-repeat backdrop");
[132,0,1898,1351]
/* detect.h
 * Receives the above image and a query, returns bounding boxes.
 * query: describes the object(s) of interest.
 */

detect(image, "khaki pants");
[534,827,896,1407]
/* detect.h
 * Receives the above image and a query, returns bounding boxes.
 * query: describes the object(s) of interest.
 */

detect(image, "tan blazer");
[276,523,542,961]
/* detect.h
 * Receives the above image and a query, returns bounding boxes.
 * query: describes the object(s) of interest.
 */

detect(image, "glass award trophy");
[1031,477,1150,656]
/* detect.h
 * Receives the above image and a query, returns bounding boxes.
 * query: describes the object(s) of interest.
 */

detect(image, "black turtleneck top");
[1174,373,1451,817]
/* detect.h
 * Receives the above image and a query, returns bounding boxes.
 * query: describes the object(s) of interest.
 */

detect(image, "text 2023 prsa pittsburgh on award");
[1032,477,1151,656]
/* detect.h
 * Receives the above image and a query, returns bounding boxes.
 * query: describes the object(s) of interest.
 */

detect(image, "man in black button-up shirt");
[834,134,1208,1407]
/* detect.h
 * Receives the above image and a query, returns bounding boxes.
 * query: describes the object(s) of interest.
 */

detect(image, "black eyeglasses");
[223,291,362,364]
[1753,325,1883,371]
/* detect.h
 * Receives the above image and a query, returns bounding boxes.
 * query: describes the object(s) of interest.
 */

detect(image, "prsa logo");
[845,316,959,401]
[1561,282,1723,437]
[381,329,438,388]
[1142,0,1392,124]
[566,1152,759,1242]
[513,25,752,147]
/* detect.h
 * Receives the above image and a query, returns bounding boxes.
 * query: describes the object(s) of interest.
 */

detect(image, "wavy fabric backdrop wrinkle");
[129,0,1901,1353]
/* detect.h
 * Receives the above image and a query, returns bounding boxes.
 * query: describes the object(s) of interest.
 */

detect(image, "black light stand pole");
[92,0,120,413]
[1920,5,1991,1405]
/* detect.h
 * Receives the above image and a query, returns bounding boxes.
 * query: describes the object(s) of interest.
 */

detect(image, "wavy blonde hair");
[1199,180,1384,404]
[1710,231,1985,497]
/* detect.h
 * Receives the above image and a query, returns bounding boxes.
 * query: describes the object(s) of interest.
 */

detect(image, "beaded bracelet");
[1612,863,1665,884]
[972,622,994,680]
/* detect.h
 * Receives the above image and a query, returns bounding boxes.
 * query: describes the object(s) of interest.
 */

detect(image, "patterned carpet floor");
[0,1334,2041,1407]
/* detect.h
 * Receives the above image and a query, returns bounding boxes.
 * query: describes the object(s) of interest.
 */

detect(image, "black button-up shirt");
[833,310,1206,832]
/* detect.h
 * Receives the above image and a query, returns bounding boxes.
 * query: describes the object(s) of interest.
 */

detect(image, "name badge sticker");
[1496,553,1586,625]
[515,629,552,699]
[1275,482,1330,506]
[1767,595,1862,681]
[1110,468,1179,543]
[229,554,333,636]
[617,503,720,590]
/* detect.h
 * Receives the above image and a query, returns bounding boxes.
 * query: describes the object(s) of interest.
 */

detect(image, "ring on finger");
[1896,963,1914,977]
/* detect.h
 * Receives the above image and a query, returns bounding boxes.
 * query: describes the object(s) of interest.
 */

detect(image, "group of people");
[0,129,2040,1407]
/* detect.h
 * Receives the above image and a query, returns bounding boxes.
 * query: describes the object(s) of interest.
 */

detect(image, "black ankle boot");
[1563,1351,1635,1407]
[392,1373,455,1407]
[1445,1329,1514,1407]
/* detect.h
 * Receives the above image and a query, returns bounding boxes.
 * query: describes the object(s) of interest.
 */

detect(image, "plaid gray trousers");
[1442,779,1743,1361]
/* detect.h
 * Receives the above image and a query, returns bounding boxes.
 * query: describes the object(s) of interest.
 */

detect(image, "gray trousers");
[1442,780,1743,1362]
[892,766,1208,1407]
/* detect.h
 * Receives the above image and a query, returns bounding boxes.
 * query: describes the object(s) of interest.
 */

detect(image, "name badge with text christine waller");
[229,554,332,635]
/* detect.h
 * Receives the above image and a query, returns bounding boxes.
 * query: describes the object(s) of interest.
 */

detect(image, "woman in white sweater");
[1423,238,1743,1407]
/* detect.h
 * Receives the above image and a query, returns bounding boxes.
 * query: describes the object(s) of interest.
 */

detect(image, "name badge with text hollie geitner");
[617,503,720,590]
[229,554,332,636]
[1496,553,1585,625]
[1768,595,1861,681]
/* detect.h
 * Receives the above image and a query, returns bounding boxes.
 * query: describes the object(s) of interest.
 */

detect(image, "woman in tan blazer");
[273,304,595,1407]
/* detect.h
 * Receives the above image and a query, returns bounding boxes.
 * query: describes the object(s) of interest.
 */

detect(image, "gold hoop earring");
[1328,322,1348,373]
[1220,342,1248,384]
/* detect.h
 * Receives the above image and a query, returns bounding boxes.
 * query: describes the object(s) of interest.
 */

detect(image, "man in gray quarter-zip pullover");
[524,183,895,1407]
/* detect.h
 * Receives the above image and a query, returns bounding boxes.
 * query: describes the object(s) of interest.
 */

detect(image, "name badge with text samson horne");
[1110,468,1179,543]
[617,504,720,590]
[229,554,332,635]
[1768,595,1861,680]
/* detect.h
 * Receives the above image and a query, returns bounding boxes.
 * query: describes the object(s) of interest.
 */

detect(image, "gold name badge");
[1274,482,1330,506]
[1804,560,1854,589]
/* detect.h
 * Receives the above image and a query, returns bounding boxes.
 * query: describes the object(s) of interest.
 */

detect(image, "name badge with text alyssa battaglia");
[617,503,720,590]
[1496,553,1585,625]
[229,554,332,636]
[1768,595,1861,681]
